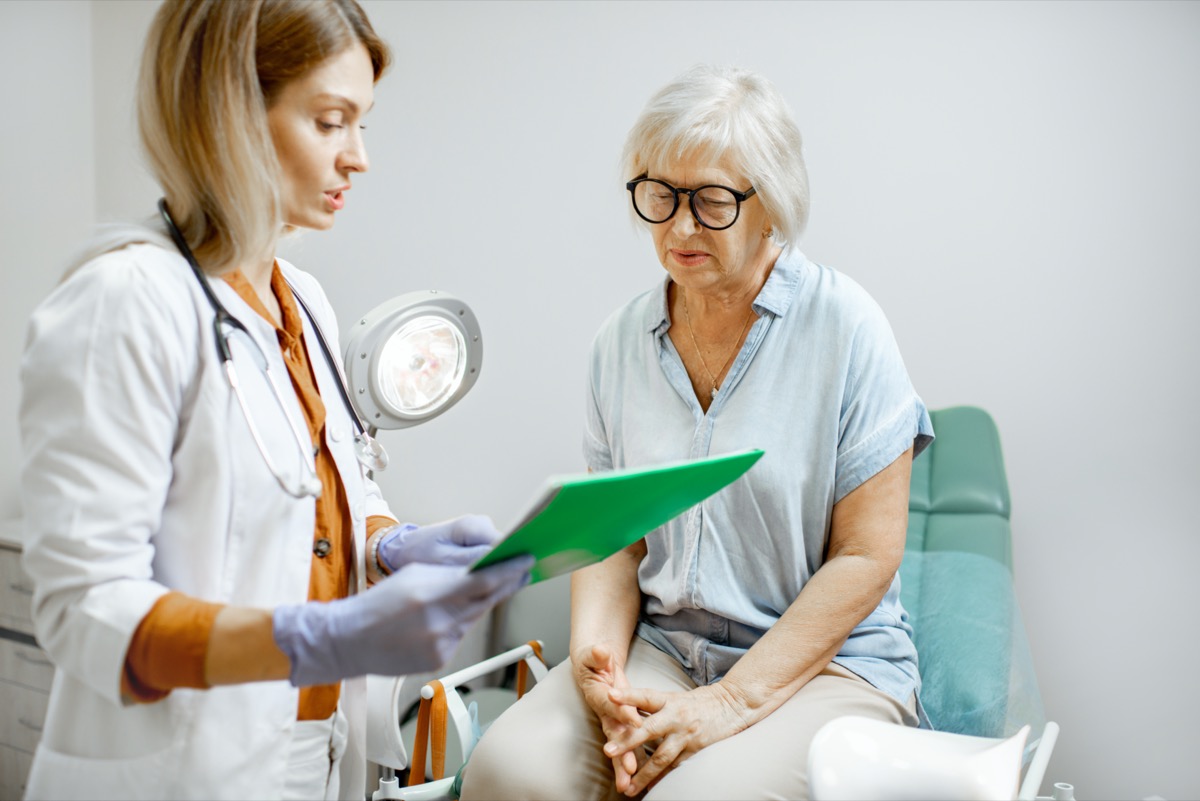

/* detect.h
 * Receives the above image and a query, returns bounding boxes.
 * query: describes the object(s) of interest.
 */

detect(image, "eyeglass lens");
[632,180,743,229]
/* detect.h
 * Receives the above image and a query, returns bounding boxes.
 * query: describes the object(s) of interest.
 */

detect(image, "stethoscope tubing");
[157,199,382,497]
[286,284,370,444]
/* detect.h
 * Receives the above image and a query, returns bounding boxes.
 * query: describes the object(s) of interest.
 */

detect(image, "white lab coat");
[18,239,393,800]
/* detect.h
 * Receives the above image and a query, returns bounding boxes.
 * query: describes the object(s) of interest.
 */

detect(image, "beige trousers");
[460,637,917,801]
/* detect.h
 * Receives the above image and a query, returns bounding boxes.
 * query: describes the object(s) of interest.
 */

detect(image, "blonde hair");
[137,0,391,274]
[621,64,809,246]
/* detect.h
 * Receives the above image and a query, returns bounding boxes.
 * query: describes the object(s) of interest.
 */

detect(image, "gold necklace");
[681,289,754,401]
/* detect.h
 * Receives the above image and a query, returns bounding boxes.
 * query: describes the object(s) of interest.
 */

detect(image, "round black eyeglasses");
[626,177,757,231]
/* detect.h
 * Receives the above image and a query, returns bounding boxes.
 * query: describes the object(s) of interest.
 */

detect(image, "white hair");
[620,64,809,245]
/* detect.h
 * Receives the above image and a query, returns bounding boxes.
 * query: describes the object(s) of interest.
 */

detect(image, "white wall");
[0,1,95,521]
[2,1,1197,797]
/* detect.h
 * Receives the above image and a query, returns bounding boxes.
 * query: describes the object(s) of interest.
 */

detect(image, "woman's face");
[645,153,776,299]
[267,44,375,231]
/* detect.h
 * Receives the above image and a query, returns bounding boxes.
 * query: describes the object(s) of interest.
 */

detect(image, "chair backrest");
[901,405,1013,621]
[900,406,1044,738]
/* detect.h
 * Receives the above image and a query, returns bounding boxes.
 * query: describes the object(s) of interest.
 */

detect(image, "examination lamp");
[343,290,483,432]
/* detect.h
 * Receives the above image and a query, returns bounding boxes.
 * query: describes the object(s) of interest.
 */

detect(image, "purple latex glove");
[273,555,533,686]
[377,515,503,571]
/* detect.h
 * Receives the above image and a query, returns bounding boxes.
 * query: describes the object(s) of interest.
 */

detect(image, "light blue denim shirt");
[583,247,934,719]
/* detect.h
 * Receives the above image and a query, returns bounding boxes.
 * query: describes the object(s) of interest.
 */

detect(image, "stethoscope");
[158,198,388,499]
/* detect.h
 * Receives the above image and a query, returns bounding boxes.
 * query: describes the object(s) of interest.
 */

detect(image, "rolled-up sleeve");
[834,296,934,503]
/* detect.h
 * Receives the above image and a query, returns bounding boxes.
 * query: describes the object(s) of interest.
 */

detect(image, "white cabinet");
[0,543,50,801]
[0,543,34,637]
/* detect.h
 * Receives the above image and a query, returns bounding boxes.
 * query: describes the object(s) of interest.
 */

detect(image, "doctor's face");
[267,44,375,231]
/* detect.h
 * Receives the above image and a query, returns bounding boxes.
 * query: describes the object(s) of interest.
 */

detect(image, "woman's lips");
[325,191,345,211]
[671,249,709,266]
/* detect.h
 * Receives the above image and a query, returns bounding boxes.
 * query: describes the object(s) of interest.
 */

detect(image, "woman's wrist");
[366,528,392,584]
[205,606,292,686]
[569,638,628,669]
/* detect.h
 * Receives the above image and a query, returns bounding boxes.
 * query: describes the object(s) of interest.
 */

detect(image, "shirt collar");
[646,276,673,334]
[644,246,807,335]
[221,261,306,340]
[753,246,804,317]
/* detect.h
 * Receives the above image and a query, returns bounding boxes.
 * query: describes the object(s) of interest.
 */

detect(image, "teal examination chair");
[368,406,1068,801]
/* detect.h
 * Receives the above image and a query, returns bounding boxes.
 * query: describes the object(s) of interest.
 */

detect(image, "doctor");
[17,2,531,800]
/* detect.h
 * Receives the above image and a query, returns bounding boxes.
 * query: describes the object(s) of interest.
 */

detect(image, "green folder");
[471,448,764,583]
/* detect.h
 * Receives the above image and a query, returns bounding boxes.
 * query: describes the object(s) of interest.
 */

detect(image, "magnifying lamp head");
[343,290,482,430]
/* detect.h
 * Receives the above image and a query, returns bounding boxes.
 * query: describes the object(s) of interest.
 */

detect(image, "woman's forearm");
[717,551,896,723]
[204,606,292,686]
[570,540,646,665]
[719,448,912,725]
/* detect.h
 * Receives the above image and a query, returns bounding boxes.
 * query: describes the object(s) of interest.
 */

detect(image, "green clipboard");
[471,448,764,583]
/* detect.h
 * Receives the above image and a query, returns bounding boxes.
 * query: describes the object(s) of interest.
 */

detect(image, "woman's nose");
[668,198,702,236]
[339,130,369,174]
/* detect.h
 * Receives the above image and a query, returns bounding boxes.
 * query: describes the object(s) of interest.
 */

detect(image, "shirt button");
[352,504,364,522]
[329,425,345,443]
[313,538,332,558]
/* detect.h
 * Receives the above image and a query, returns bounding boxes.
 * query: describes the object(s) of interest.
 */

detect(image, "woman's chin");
[282,214,335,233]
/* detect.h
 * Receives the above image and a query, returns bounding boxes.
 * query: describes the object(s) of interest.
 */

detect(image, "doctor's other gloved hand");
[377,514,502,570]
[272,555,534,686]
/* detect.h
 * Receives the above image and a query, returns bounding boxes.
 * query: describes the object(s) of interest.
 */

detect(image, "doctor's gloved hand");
[272,555,534,687]
[377,515,503,571]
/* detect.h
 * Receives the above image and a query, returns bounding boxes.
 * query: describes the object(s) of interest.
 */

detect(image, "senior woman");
[460,64,933,801]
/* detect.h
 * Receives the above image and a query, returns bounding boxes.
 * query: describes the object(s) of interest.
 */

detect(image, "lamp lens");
[376,316,468,416]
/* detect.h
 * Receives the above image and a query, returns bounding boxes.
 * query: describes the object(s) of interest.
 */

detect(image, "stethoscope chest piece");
[355,432,389,473]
